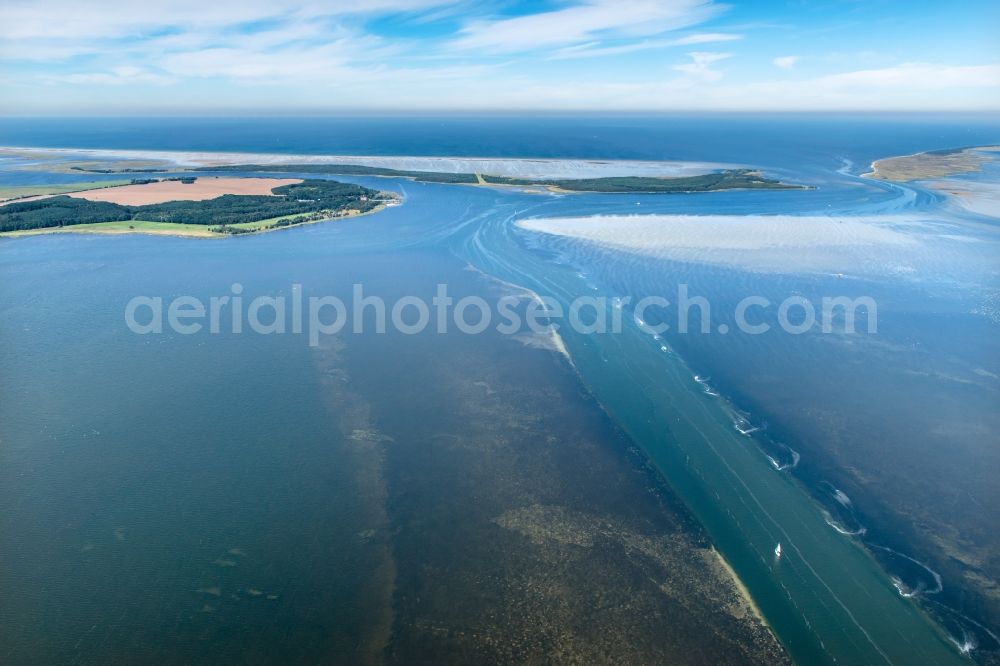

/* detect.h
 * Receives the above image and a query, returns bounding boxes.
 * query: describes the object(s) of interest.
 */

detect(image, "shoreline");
[709,547,771,628]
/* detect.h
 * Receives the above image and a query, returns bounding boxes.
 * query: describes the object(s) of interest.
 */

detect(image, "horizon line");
[2,109,999,118]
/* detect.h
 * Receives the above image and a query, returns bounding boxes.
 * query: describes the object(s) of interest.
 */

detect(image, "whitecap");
[832,489,852,508]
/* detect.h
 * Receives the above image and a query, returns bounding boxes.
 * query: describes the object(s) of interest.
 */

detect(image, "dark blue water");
[3,114,999,172]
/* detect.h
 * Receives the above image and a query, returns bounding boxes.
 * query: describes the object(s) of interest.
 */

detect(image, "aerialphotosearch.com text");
[125,282,877,346]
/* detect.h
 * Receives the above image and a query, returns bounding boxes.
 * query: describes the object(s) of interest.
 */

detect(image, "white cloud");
[452,0,723,52]
[390,61,1000,111]
[9,59,1000,112]
[0,0,454,63]
[1,0,997,113]
[657,62,1000,110]
[550,32,742,60]
[156,30,395,83]
[672,32,742,45]
[773,55,799,70]
[0,0,452,40]
[673,51,731,81]
[817,62,999,90]
[50,66,175,86]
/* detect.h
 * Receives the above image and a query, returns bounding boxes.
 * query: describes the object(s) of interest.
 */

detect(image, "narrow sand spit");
[66,177,302,205]
[0,146,727,179]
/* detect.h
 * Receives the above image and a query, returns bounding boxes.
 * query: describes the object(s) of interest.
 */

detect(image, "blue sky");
[1,0,997,113]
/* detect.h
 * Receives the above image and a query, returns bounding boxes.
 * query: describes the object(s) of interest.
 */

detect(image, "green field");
[211,211,332,234]
[0,180,131,200]
[0,220,220,238]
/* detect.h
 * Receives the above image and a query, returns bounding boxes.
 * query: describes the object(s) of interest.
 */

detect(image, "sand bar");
[515,213,961,276]
[926,179,1000,220]
[518,214,920,251]
[0,146,727,179]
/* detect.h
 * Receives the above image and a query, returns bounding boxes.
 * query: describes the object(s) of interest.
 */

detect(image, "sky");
[1,0,998,114]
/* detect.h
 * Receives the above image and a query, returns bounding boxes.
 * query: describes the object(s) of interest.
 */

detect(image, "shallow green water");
[453,200,967,665]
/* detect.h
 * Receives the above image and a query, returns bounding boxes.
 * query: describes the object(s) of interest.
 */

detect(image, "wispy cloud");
[818,62,999,90]
[452,0,723,52]
[1,0,997,112]
[673,32,742,46]
[676,62,1000,110]
[550,32,741,60]
[156,31,395,83]
[0,0,454,62]
[0,0,452,40]
[773,55,799,70]
[673,51,731,81]
[48,66,175,86]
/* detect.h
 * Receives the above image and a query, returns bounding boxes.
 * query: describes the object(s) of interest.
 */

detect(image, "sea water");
[1,114,998,663]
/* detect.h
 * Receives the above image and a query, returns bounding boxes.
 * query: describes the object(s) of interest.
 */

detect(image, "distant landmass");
[200,163,803,193]
[864,145,1000,181]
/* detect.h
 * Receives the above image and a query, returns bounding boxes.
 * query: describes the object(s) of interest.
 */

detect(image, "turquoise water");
[1,115,998,663]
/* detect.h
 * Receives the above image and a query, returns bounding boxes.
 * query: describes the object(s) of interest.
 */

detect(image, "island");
[862,145,1000,219]
[0,177,397,237]
[863,145,1000,181]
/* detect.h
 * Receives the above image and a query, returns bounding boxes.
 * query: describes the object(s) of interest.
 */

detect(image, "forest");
[479,169,803,192]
